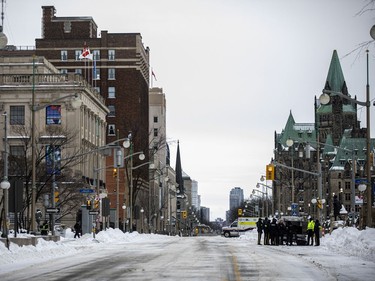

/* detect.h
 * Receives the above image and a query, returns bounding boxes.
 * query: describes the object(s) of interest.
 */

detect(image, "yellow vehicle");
[221,217,258,238]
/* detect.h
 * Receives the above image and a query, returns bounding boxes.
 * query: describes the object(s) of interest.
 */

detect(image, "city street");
[1,231,374,281]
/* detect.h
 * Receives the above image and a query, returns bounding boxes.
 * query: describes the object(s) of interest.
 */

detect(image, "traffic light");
[87,200,92,210]
[266,164,275,180]
[94,199,99,209]
[182,211,187,219]
[113,168,118,178]
[54,191,59,203]
[317,199,322,209]
[238,208,243,216]
[370,152,374,167]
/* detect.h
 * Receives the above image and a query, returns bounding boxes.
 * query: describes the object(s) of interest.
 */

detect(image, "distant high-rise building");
[229,187,244,211]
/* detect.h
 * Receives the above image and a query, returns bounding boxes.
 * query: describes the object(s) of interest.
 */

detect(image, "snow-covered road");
[1,228,374,280]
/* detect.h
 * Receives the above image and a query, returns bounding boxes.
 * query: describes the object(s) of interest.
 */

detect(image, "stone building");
[274,50,374,223]
[0,55,108,228]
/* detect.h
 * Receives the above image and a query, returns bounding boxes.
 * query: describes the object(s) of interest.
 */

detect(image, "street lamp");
[122,133,145,232]
[1,111,10,244]
[257,182,273,216]
[286,138,295,204]
[122,203,126,232]
[140,207,144,233]
[319,51,372,226]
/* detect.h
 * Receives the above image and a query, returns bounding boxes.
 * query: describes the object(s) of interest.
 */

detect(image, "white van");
[221,217,258,238]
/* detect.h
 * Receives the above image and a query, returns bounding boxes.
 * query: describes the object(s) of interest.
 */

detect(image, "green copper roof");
[277,111,316,147]
[326,50,345,93]
[330,137,375,170]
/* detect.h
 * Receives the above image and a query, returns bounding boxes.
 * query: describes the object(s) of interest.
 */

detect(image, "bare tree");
[1,124,88,231]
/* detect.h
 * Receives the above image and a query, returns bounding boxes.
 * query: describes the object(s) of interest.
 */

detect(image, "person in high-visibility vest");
[307,217,315,246]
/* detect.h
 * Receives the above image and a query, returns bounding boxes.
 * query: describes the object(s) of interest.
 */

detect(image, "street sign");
[89,211,99,215]
[79,189,95,193]
[355,179,368,184]
[46,208,60,213]
[291,203,299,216]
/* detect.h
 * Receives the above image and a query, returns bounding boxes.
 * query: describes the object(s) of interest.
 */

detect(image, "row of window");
[9,105,62,125]
[61,50,116,61]
[9,104,161,136]
[59,68,116,80]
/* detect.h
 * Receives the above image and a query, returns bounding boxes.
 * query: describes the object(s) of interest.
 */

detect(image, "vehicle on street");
[221,217,257,238]
[280,216,308,245]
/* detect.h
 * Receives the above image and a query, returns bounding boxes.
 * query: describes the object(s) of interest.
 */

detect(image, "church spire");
[175,140,184,194]
[325,50,346,93]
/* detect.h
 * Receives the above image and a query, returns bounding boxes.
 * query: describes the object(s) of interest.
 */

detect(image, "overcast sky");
[4,0,375,220]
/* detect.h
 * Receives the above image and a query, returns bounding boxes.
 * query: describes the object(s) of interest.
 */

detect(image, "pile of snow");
[239,226,375,261]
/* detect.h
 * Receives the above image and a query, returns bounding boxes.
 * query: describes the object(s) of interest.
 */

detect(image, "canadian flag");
[79,47,93,60]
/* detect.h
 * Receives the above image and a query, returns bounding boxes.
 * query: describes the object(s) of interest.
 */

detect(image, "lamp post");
[252,189,265,217]
[123,134,146,232]
[140,207,144,233]
[122,203,126,232]
[286,138,295,204]
[1,111,10,246]
[257,182,274,216]
[319,51,372,226]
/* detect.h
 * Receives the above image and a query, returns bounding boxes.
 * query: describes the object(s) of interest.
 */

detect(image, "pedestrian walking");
[314,219,321,246]
[74,222,81,238]
[307,217,315,246]
[256,217,263,245]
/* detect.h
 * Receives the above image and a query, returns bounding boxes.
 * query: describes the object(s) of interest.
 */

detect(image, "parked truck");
[221,217,258,238]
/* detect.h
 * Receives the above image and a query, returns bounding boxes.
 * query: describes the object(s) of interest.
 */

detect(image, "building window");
[10,145,24,157]
[108,87,115,99]
[60,69,68,74]
[64,21,71,33]
[108,50,115,61]
[75,69,82,75]
[345,193,351,201]
[93,50,100,61]
[94,87,100,94]
[61,50,68,61]
[75,50,81,60]
[153,128,158,137]
[10,106,25,125]
[108,105,115,117]
[345,181,351,190]
[46,105,62,125]
[154,116,158,123]
[108,124,116,136]
[108,68,115,80]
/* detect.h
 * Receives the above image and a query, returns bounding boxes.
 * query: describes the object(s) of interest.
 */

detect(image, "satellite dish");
[0,31,7,49]
[370,25,375,40]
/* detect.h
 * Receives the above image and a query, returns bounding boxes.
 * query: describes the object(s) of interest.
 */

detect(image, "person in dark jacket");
[314,219,321,246]
[263,217,270,245]
[74,222,81,238]
[256,218,263,245]
[41,220,49,235]
[269,218,278,245]
[278,220,285,245]
[285,221,293,246]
